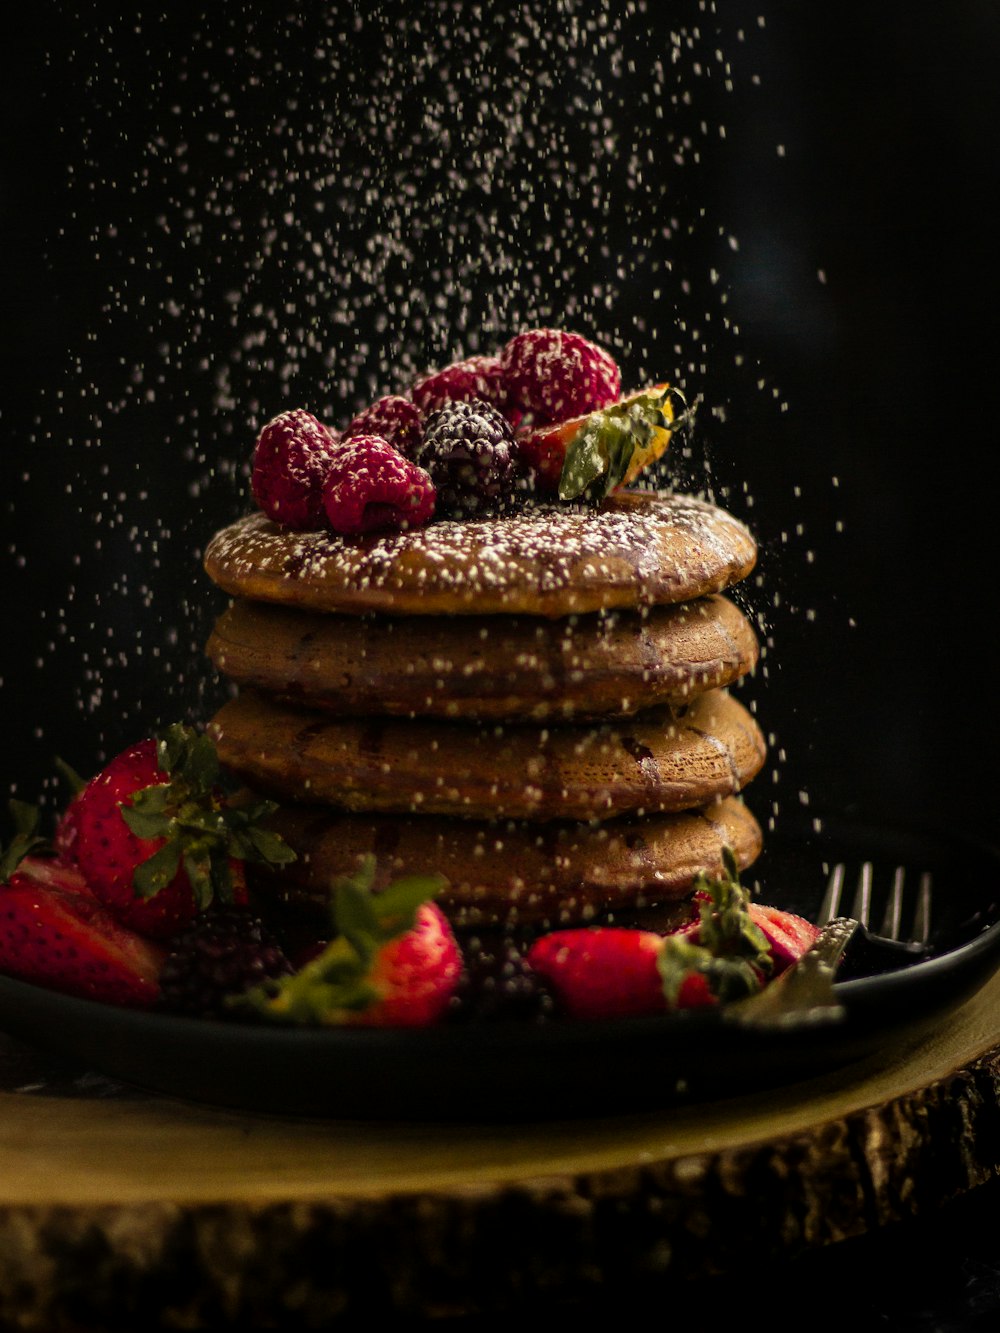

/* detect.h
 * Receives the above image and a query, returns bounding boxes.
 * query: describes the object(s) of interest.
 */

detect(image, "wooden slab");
[4,971,1000,1328]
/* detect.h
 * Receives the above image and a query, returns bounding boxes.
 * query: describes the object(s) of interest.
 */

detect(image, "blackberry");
[415,398,517,518]
[159,907,294,1019]
[450,931,555,1023]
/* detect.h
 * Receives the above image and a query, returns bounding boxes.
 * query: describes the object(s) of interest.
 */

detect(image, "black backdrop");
[4,1,1000,848]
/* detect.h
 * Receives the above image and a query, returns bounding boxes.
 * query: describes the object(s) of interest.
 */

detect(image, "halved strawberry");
[516,383,690,500]
[237,857,460,1027]
[747,904,820,973]
[0,852,164,1008]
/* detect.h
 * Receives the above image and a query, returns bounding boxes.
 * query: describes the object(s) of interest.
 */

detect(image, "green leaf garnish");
[558,385,696,502]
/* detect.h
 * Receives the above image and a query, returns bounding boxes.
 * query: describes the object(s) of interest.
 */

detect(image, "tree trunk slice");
[3,973,1000,1327]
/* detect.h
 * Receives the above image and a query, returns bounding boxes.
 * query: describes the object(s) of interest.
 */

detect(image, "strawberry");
[0,805,164,1007]
[73,723,295,939]
[501,328,621,422]
[526,926,666,1021]
[527,851,808,1021]
[516,383,691,500]
[251,408,341,530]
[238,857,460,1027]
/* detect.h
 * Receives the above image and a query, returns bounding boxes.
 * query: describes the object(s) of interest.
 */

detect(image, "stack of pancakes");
[203,489,766,930]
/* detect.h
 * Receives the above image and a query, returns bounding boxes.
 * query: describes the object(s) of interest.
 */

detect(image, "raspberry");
[501,328,621,423]
[414,399,517,518]
[251,409,341,531]
[412,355,509,417]
[323,435,436,535]
[158,907,294,1019]
[343,395,423,458]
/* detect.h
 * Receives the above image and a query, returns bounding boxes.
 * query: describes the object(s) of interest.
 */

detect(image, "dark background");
[5,1,999,841]
[3,5,1000,1326]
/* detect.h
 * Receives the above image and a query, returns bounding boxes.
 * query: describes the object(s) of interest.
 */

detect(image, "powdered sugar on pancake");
[203,490,756,617]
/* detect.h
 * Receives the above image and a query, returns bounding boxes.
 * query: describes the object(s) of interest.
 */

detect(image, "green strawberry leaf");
[0,801,48,883]
[120,804,174,841]
[558,385,690,503]
[133,838,183,900]
[54,757,88,796]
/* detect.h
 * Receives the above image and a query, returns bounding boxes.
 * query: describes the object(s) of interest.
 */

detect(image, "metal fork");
[819,861,934,977]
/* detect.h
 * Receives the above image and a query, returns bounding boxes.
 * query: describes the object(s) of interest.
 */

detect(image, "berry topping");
[1,807,164,1008]
[342,395,424,458]
[501,328,621,423]
[72,723,296,939]
[237,857,460,1028]
[412,354,509,417]
[159,906,294,1019]
[414,398,517,518]
[450,931,554,1023]
[323,435,436,535]
[518,383,688,500]
[251,408,341,531]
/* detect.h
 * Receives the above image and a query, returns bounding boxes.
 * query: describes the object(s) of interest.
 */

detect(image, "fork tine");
[879,866,905,940]
[911,871,933,945]
[820,862,846,923]
[850,861,873,928]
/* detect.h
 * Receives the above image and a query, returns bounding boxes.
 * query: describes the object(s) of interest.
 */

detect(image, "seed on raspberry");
[343,395,423,458]
[323,435,436,535]
[501,328,621,423]
[251,408,341,531]
[414,399,518,519]
[412,355,509,418]
[159,907,294,1020]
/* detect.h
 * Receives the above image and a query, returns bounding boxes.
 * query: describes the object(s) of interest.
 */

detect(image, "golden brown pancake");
[209,686,766,822]
[203,490,757,618]
[254,795,763,928]
[205,593,759,721]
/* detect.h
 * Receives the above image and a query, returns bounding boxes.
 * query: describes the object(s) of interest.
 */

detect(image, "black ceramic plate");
[2,813,1000,1120]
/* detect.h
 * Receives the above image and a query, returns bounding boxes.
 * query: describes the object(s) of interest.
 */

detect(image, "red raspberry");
[323,435,436,535]
[251,409,341,531]
[501,328,621,423]
[343,395,423,458]
[412,355,509,417]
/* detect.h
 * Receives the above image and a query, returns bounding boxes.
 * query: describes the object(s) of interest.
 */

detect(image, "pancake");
[252,795,763,928]
[205,593,759,721]
[209,686,766,822]
[203,490,757,618]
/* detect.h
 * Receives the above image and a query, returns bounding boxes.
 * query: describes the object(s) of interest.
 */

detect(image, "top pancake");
[203,489,757,618]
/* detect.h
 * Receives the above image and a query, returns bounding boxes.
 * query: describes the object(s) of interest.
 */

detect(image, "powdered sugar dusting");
[205,491,756,615]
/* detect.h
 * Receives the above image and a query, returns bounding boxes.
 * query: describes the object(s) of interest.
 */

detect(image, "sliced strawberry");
[748,904,820,973]
[0,855,164,1008]
[516,383,688,500]
[73,724,295,939]
[237,859,460,1028]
